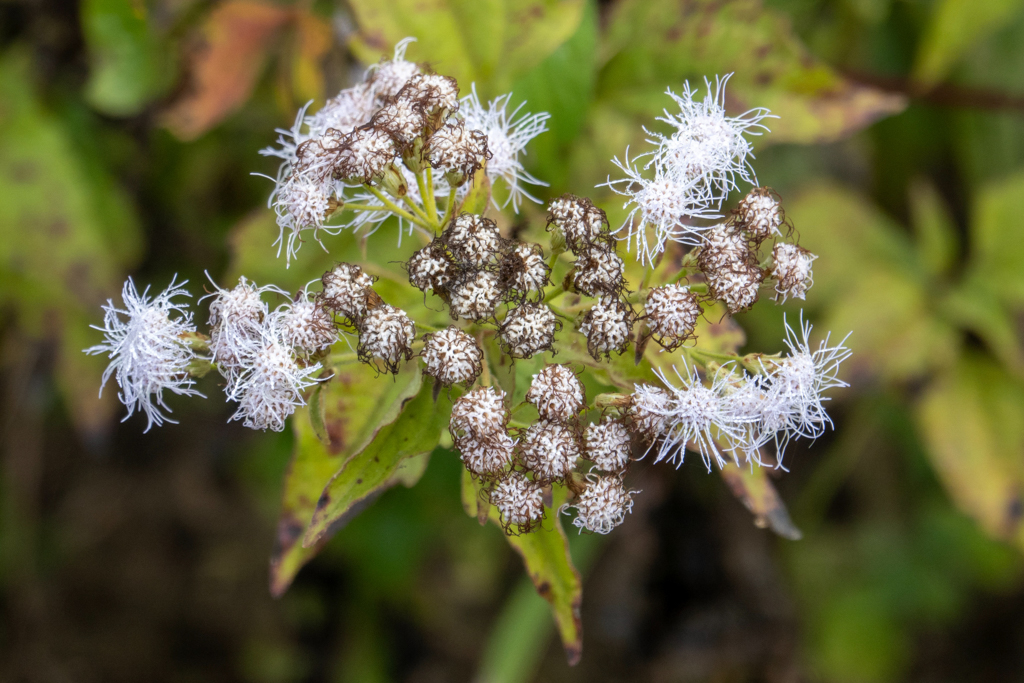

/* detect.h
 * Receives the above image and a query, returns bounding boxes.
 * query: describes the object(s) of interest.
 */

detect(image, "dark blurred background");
[3,0,1024,681]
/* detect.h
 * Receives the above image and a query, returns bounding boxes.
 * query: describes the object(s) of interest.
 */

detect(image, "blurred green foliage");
[4,0,1024,680]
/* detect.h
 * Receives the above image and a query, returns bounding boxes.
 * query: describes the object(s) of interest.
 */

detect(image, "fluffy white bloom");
[205,274,282,380]
[271,285,337,356]
[647,75,773,207]
[269,172,333,263]
[459,85,550,210]
[651,364,746,471]
[367,37,422,104]
[567,475,635,534]
[765,315,851,441]
[604,153,720,264]
[86,277,203,431]
[305,83,377,139]
[228,327,321,432]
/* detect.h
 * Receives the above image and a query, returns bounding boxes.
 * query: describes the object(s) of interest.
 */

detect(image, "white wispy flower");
[647,75,773,207]
[604,151,720,264]
[459,85,550,211]
[724,314,851,468]
[765,314,851,441]
[650,364,747,471]
[227,326,322,432]
[86,277,203,432]
[204,273,283,383]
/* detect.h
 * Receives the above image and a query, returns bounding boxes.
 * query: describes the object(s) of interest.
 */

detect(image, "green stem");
[543,284,565,304]
[402,194,433,223]
[364,186,430,228]
[423,167,438,223]
[342,203,393,212]
[439,186,457,229]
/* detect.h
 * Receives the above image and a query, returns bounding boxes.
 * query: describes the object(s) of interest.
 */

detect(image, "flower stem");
[363,186,430,228]
[423,167,438,223]
[438,186,457,229]
[342,203,393,212]
[402,194,433,224]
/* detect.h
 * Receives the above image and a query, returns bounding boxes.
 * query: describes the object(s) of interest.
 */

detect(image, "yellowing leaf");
[599,0,905,144]
[966,169,1024,306]
[915,353,1024,550]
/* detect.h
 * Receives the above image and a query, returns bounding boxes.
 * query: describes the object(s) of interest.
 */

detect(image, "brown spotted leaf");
[269,362,421,597]
[599,0,906,144]
[461,470,584,665]
[301,372,453,549]
[163,1,291,140]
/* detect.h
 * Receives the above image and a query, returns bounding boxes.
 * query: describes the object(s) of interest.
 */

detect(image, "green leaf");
[82,0,170,115]
[349,0,585,97]
[507,0,599,187]
[0,49,142,434]
[915,353,1024,551]
[913,0,1024,86]
[786,184,959,382]
[462,470,584,664]
[301,371,453,548]
[269,362,422,596]
[909,179,958,279]
[966,169,1024,306]
[598,0,905,145]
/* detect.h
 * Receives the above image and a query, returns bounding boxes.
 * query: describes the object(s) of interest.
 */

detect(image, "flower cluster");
[627,316,851,470]
[261,39,548,262]
[606,75,774,264]
[407,212,559,359]
[453,364,638,535]
[88,41,851,551]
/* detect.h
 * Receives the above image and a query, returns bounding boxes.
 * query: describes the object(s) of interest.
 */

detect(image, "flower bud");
[457,433,515,478]
[406,242,456,294]
[706,260,763,313]
[427,119,490,186]
[584,418,631,472]
[422,326,483,386]
[572,245,625,296]
[442,213,502,267]
[332,128,398,184]
[450,386,509,441]
[526,364,584,421]
[358,304,415,373]
[627,384,672,440]
[321,263,375,321]
[546,194,610,253]
[735,187,784,242]
[371,98,428,151]
[498,302,558,359]
[499,242,550,295]
[519,420,580,482]
[272,292,337,356]
[450,271,504,322]
[567,475,635,534]
[578,296,633,359]
[770,242,817,302]
[644,284,700,349]
[490,471,544,530]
